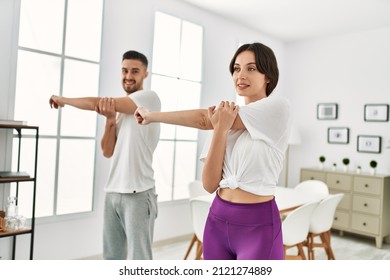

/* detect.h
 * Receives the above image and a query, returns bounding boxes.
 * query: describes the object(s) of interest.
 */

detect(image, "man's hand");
[134,107,151,125]
[49,95,64,109]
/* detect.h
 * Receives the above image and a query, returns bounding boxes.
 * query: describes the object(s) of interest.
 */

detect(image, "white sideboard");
[300,168,390,248]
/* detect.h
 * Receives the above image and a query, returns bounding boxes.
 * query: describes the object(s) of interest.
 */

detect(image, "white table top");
[191,186,327,214]
[274,187,326,213]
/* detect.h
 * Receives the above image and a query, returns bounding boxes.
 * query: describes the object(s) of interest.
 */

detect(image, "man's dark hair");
[122,50,148,68]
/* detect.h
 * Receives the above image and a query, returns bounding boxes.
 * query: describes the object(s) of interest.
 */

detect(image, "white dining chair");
[184,181,211,260]
[183,198,210,260]
[294,180,329,199]
[305,193,344,260]
[282,200,320,260]
[188,180,210,198]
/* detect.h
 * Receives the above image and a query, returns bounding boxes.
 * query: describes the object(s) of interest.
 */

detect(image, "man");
[49,50,161,260]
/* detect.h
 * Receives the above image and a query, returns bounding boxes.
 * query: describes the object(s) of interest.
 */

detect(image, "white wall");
[0,0,284,259]
[0,0,20,258]
[3,0,388,260]
[0,0,19,179]
[285,26,390,188]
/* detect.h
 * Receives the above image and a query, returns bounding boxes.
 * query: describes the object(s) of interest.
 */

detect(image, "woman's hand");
[96,97,116,120]
[208,101,239,132]
[134,106,151,125]
[49,95,64,109]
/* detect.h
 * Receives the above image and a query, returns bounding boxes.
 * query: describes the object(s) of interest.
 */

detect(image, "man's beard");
[123,82,138,94]
[124,87,137,94]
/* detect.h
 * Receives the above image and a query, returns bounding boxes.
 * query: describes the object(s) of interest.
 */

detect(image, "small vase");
[343,165,348,172]
[356,168,361,174]
[319,163,324,170]
[332,165,337,172]
[370,168,376,175]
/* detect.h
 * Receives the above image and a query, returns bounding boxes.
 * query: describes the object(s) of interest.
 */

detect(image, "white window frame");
[11,0,104,219]
[151,11,204,202]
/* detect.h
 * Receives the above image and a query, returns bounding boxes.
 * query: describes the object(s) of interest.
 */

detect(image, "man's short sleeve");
[130,90,161,112]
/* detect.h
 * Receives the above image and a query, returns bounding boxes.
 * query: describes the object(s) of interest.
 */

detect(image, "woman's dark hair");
[229,42,279,96]
[122,50,148,68]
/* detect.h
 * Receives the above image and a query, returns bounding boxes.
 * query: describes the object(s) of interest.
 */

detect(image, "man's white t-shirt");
[200,94,291,196]
[104,90,161,193]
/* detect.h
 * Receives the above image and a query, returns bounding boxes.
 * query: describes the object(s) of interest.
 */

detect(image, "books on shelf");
[0,171,31,178]
[0,119,27,126]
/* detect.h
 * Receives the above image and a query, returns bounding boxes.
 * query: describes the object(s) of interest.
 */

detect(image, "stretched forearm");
[202,129,227,193]
[148,109,213,130]
[101,118,116,158]
[62,97,100,111]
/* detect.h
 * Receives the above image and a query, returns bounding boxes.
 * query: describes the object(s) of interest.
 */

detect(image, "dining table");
[190,186,328,214]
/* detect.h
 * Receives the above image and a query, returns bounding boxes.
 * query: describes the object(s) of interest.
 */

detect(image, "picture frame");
[328,127,349,144]
[357,135,382,153]
[364,104,389,122]
[317,103,338,120]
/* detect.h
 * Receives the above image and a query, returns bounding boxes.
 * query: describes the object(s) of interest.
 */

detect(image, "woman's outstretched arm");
[135,105,245,130]
[135,107,213,130]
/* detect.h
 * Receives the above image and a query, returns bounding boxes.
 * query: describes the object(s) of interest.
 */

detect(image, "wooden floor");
[82,230,390,260]
[152,231,390,260]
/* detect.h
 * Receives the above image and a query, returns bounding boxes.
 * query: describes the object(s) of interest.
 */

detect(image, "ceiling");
[181,0,390,42]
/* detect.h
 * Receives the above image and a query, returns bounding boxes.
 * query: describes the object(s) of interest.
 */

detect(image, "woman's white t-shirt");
[200,94,291,196]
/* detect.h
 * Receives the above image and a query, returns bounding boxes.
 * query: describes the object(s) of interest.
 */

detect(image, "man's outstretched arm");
[49,95,137,114]
[49,95,101,111]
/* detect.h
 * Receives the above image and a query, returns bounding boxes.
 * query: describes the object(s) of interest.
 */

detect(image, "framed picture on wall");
[364,104,389,122]
[317,103,338,120]
[357,135,382,153]
[328,127,349,144]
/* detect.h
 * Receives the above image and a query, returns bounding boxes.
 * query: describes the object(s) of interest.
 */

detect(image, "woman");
[135,42,291,260]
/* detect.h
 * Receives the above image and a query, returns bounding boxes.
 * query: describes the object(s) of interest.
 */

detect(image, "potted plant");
[370,160,377,175]
[342,158,350,172]
[319,156,326,169]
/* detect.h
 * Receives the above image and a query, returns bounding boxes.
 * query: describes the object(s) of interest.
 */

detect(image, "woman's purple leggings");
[202,193,284,260]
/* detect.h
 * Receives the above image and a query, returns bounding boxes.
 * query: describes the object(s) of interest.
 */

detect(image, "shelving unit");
[0,123,39,260]
[301,167,390,248]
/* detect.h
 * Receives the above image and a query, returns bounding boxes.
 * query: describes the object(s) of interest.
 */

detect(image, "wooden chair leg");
[321,231,335,260]
[306,234,314,260]
[195,242,203,260]
[297,243,307,260]
[183,234,197,260]
[307,231,336,260]
[284,243,307,260]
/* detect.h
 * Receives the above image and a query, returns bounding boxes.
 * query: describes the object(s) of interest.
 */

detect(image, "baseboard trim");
[152,234,193,248]
[77,234,194,260]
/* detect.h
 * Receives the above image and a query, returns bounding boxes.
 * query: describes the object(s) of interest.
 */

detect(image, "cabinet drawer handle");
[334,217,338,221]
[363,222,367,226]
[365,184,369,188]
[364,203,368,207]
[310,177,314,180]
[336,180,340,184]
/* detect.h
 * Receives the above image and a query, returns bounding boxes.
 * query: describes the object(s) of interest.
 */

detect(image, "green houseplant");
[342,158,350,172]
[370,160,377,175]
[319,156,326,169]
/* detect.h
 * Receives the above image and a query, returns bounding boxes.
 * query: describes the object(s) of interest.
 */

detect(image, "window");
[12,0,103,217]
[151,12,203,201]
